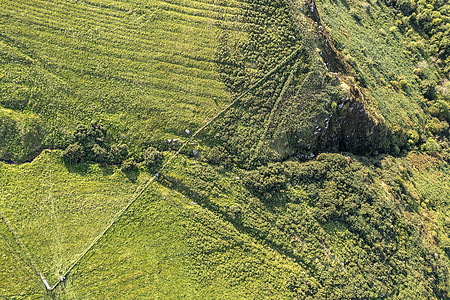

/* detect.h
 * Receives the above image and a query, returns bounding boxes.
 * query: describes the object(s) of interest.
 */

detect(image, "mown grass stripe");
[3,0,241,27]
[0,33,220,86]
[0,16,220,55]
[0,16,221,66]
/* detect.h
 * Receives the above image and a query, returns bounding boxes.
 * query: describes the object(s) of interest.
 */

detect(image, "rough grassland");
[0,150,150,285]
[0,0,243,154]
[315,0,438,130]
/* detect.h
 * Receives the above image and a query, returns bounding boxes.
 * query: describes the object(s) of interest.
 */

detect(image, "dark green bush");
[62,121,137,166]
[92,144,110,163]
[243,162,286,198]
[121,158,138,172]
[73,120,107,149]
[62,142,85,164]
[110,143,128,164]
[143,147,162,167]
[206,146,231,167]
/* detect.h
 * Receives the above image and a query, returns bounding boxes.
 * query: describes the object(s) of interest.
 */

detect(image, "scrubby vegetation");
[160,152,450,298]
[0,107,43,162]
[1,0,450,299]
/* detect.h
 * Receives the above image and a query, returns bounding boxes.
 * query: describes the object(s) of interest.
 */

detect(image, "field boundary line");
[47,45,303,292]
[251,60,300,162]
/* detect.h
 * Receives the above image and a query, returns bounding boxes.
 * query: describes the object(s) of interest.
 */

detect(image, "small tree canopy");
[63,142,85,164]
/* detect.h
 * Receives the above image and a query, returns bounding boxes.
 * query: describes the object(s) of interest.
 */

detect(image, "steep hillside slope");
[1,0,449,299]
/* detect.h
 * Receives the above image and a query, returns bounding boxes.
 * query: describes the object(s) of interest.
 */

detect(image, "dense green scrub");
[314,0,450,151]
[161,152,450,298]
[1,0,450,299]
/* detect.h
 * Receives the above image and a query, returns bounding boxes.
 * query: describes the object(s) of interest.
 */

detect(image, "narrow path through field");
[48,182,65,280]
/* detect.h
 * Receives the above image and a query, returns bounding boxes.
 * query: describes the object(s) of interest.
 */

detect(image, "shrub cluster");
[243,162,287,202]
[63,120,115,164]
[62,121,162,170]
[385,0,450,76]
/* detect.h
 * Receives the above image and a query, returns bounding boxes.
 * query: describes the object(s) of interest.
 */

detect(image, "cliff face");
[301,0,402,156]
[207,0,414,166]
[313,95,390,155]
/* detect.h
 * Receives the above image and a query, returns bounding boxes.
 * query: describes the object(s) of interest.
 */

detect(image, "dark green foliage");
[121,158,138,172]
[91,144,110,164]
[62,121,141,166]
[63,121,109,164]
[143,147,162,168]
[110,143,128,164]
[73,121,107,150]
[243,162,286,201]
[62,142,85,164]
[206,146,231,168]
[433,100,450,121]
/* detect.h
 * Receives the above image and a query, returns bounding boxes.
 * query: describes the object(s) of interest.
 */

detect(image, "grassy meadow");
[0,0,449,298]
[0,150,151,285]
[0,0,245,161]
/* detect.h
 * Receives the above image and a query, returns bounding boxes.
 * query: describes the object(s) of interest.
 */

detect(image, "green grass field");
[0,0,247,161]
[0,150,151,285]
[1,0,450,298]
